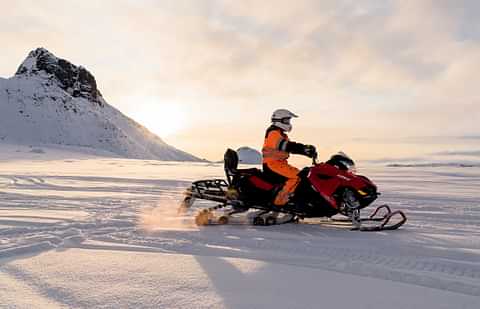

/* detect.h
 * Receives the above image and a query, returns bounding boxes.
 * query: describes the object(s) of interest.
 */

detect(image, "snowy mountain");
[237,146,262,164]
[0,48,201,161]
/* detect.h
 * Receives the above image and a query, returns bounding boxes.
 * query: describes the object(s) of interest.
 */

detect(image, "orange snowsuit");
[262,127,301,206]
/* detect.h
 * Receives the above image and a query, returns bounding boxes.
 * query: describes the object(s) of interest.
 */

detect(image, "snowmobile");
[180,149,407,231]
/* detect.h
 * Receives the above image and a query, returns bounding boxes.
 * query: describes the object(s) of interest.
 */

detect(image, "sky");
[1,0,479,162]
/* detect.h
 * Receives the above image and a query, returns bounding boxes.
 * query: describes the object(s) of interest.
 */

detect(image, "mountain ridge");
[0,48,202,161]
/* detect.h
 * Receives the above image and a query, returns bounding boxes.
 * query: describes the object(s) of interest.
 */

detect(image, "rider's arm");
[267,130,315,158]
[286,141,317,158]
[285,141,307,154]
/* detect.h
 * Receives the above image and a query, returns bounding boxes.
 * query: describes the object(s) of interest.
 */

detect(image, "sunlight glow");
[130,100,188,137]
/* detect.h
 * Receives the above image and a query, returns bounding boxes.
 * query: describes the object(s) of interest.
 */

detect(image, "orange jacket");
[262,127,290,164]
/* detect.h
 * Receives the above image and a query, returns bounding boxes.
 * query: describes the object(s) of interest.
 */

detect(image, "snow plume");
[138,197,196,231]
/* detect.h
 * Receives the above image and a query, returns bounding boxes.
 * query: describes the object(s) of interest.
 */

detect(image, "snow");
[0,144,479,308]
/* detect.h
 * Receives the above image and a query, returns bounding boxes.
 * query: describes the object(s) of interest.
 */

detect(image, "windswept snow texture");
[0,48,200,161]
[0,147,479,308]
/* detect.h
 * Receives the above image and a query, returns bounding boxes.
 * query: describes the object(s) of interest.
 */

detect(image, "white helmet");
[271,109,298,132]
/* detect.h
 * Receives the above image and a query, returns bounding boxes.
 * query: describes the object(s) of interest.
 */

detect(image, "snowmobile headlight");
[339,159,356,173]
[357,189,368,196]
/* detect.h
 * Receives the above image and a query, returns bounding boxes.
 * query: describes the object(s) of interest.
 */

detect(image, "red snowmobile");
[181,149,407,231]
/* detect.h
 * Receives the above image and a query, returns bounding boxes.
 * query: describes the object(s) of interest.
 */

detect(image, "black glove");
[303,145,317,158]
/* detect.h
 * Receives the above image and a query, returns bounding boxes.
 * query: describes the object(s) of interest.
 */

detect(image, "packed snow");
[0,144,479,308]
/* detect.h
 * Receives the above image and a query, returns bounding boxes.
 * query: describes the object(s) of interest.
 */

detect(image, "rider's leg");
[265,161,300,206]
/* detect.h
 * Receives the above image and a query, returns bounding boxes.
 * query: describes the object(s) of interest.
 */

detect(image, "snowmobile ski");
[329,205,407,231]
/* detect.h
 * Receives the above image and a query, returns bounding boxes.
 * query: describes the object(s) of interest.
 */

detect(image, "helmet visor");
[272,117,291,125]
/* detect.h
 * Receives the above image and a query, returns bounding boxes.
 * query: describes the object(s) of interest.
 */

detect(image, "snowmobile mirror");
[312,152,319,165]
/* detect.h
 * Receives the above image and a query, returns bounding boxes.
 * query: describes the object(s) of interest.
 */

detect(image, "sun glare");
[131,101,187,137]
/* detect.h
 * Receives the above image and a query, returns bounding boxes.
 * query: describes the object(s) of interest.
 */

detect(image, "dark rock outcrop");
[16,48,103,106]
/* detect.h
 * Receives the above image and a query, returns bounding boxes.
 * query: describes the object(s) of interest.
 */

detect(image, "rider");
[262,109,317,207]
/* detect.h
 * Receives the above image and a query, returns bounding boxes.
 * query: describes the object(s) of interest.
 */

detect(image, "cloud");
[2,1,478,99]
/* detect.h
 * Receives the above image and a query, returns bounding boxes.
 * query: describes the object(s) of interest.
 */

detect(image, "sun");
[131,101,187,137]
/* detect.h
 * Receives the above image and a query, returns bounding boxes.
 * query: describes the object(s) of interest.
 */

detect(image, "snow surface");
[0,48,200,161]
[0,144,479,308]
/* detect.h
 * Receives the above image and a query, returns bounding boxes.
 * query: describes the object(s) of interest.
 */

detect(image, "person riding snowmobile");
[262,109,317,207]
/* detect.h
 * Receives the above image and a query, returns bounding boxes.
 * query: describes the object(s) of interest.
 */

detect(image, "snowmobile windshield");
[327,151,356,172]
[338,151,356,173]
[343,160,356,173]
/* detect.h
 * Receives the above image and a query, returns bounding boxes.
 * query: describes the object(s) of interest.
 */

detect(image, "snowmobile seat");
[224,149,262,185]
[247,174,275,191]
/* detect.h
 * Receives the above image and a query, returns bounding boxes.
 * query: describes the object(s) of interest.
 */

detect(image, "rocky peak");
[15,48,104,106]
